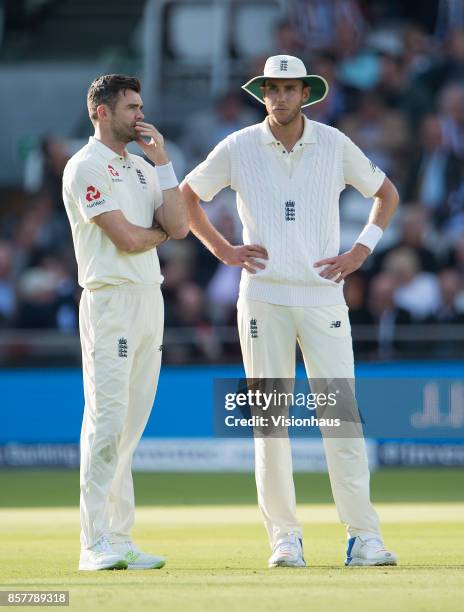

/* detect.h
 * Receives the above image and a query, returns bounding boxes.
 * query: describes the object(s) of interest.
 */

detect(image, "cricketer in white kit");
[181,56,400,568]
[62,74,189,571]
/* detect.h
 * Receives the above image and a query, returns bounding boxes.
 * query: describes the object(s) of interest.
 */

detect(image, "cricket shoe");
[110,540,166,570]
[78,536,128,571]
[268,533,306,568]
[345,535,397,567]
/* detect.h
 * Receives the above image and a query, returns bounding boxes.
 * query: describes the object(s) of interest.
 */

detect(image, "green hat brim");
[241,75,329,108]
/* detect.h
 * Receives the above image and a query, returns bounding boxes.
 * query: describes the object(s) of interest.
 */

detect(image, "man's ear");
[302,85,311,103]
[96,104,109,122]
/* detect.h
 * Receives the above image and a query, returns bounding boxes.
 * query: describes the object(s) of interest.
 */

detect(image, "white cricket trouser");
[79,284,163,549]
[237,297,381,547]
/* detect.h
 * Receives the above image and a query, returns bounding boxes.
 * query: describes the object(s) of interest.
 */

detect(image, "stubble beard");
[271,105,302,127]
[111,119,137,144]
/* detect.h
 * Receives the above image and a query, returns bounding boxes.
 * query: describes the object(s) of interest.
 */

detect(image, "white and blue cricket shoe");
[345,535,397,566]
[268,533,307,568]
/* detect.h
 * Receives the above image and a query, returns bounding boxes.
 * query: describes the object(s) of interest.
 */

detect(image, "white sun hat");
[241,55,329,108]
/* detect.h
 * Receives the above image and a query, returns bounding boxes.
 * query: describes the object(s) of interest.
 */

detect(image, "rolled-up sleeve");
[184,137,232,202]
[343,135,386,198]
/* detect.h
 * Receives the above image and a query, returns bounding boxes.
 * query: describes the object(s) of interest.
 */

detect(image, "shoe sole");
[345,558,397,567]
[127,559,166,570]
[269,560,307,568]
[79,560,128,571]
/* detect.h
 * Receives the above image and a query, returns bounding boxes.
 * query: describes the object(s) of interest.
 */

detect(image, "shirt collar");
[88,136,129,162]
[259,115,317,146]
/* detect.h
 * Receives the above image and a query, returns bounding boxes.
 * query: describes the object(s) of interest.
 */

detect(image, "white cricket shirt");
[62,137,164,290]
[186,116,385,307]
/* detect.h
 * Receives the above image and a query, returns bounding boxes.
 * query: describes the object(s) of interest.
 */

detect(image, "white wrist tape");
[156,162,178,190]
[355,223,383,253]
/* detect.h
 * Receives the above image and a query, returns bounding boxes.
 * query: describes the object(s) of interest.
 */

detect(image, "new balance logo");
[285,200,295,221]
[280,59,288,71]
[369,160,377,173]
[118,337,128,357]
[330,321,341,328]
[250,319,258,339]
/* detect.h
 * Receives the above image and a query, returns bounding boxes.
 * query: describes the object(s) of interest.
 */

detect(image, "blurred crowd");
[1,0,464,363]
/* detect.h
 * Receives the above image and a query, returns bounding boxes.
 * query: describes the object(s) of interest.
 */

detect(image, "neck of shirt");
[268,115,305,152]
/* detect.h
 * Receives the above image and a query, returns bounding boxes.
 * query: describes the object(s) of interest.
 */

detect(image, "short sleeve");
[343,135,386,198]
[139,158,163,210]
[184,138,231,202]
[64,162,120,222]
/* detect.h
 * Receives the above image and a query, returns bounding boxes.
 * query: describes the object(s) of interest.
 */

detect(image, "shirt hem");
[82,279,163,291]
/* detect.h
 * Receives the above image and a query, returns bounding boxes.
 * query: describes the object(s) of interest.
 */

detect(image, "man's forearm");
[127,224,168,253]
[367,196,397,230]
[180,180,231,258]
[159,186,189,238]
[352,177,399,257]
[189,198,231,259]
[367,178,399,230]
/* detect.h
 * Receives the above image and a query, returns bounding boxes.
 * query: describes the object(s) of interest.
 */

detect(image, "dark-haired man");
[63,74,189,571]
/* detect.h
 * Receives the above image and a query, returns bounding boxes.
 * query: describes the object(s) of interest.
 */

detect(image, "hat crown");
[263,55,307,79]
[241,54,329,109]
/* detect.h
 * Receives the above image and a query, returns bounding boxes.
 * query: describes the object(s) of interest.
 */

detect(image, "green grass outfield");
[0,469,463,612]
